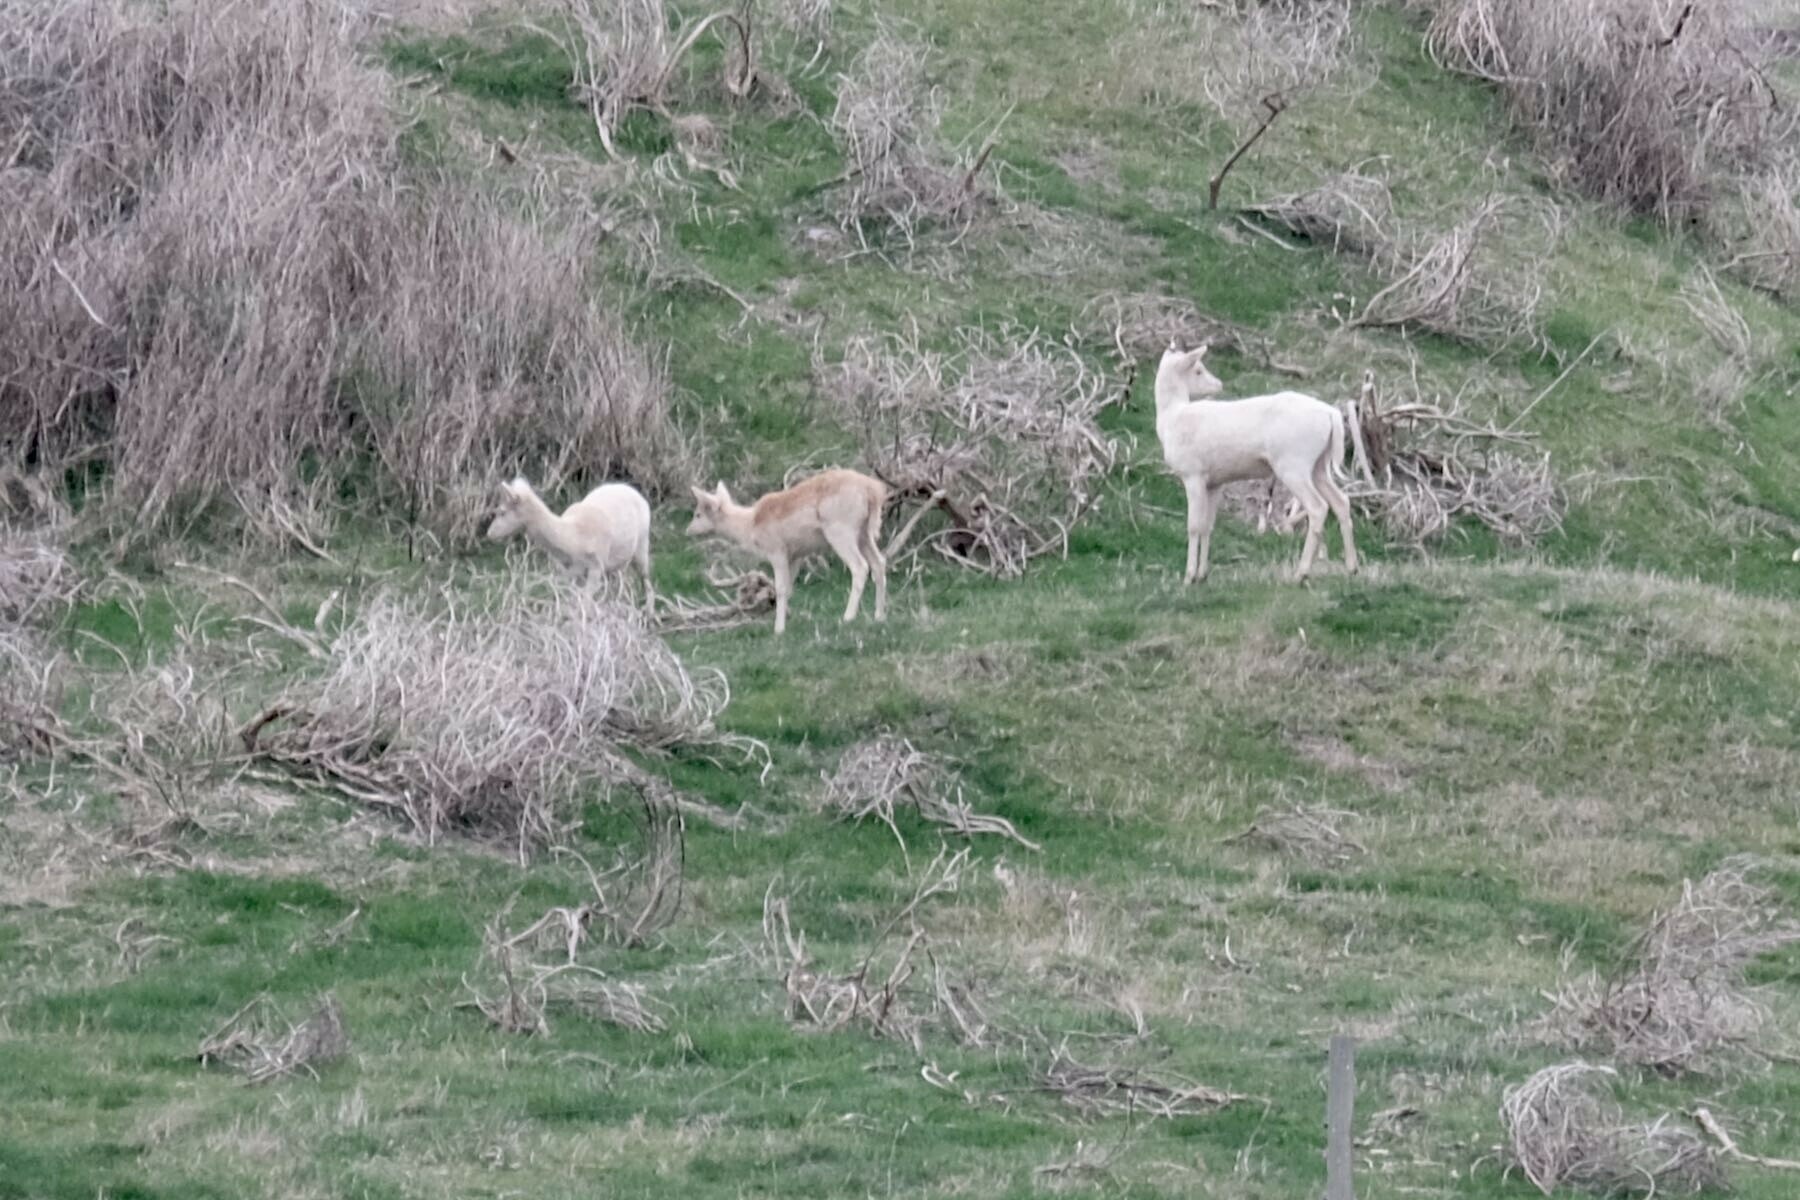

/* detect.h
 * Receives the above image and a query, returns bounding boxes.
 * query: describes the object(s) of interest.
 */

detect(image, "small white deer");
[686,468,888,635]
[1153,344,1357,583]
[487,477,655,608]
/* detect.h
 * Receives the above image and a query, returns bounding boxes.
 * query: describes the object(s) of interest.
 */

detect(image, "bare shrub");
[557,0,754,158]
[1247,175,1559,347]
[1501,1062,1724,1195]
[1037,1045,1243,1119]
[1551,856,1800,1074]
[1224,804,1365,865]
[827,28,990,248]
[350,192,684,545]
[1716,160,1800,297]
[822,735,1040,852]
[0,0,683,548]
[241,576,744,855]
[199,994,350,1085]
[826,326,1118,576]
[0,626,63,760]
[0,527,79,627]
[1427,0,1792,224]
[1350,369,1565,545]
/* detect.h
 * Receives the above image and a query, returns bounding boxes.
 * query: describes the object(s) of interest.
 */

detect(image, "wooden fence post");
[1325,1034,1357,1200]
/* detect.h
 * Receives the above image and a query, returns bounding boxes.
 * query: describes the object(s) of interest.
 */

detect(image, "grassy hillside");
[4,2,1800,1199]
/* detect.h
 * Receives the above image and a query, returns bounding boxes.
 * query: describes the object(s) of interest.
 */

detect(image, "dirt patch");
[1289,733,1406,794]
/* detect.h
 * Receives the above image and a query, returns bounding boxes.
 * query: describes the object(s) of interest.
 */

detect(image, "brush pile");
[1348,370,1564,545]
[1501,1061,1723,1195]
[199,994,349,1085]
[1550,856,1800,1073]
[1037,1045,1243,1119]
[827,325,1118,576]
[1225,804,1365,865]
[241,577,741,855]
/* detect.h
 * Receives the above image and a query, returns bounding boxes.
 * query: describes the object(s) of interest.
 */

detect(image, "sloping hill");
[3,3,1798,1199]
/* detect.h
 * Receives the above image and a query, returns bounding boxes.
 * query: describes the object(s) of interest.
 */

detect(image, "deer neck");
[518,489,589,560]
[1153,370,1191,424]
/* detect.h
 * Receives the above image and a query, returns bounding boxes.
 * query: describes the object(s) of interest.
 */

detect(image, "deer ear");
[1189,343,1209,361]
[690,485,712,506]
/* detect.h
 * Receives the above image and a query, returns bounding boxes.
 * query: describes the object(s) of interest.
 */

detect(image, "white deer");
[1153,344,1358,583]
[686,468,887,635]
[487,477,655,608]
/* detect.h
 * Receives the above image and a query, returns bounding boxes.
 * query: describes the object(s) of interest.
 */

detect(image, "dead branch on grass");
[762,847,975,1049]
[827,325,1118,577]
[652,563,777,633]
[821,735,1040,853]
[199,994,349,1085]
[1550,856,1800,1074]
[465,915,666,1036]
[1690,1106,1800,1172]
[1224,804,1365,865]
[1501,1061,1724,1196]
[1037,1044,1243,1119]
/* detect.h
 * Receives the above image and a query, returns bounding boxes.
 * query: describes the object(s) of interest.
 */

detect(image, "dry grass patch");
[1037,1045,1244,1119]
[199,993,349,1085]
[0,0,684,547]
[827,27,996,250]
[1225,803,1367,865]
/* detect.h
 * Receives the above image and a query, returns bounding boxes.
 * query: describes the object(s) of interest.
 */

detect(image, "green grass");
[7,1,1800,1197]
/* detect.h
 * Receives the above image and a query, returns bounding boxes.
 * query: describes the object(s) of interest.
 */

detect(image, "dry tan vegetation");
[0,0,682,548]
[826,326,1118,576]
[1426,0,1793,224]
[1551,857,1800,1074]
[1501,1062,1724,1195]
[199,994,350,1085]
[827,28,994,249]
[1247,172,1560,348]
[241,577,744,856]
[821,735,1041,852]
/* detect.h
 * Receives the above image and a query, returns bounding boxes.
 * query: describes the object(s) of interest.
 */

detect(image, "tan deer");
[686,468,888,635]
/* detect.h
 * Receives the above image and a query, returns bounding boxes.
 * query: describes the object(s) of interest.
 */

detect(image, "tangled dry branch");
[1550,856,1800,1074]
[1348,370,1564,545]
[827,325,1118,577]
[821,735,1040,853]
[465,906,667,1037]
[1246,174,1558,348]
[1501,1061,1724,1196]
[199,994,349,1085]
[1037,1045,1244,1120]
[762,846,975,1051]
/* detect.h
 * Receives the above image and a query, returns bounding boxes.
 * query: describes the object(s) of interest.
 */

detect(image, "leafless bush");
[1224,804,1365,865]
[822,735,1040,852]
[0,0,684,548]
[1716,160,1800,297]
[556,0,753,158]
[0,625,63,760]
[199,994,349,1085]
[1501,1062,1724,1195]
[1248,177,1559,347]
[1037,1044,1243,1119]
[1551,857,1800,1074]
[828,29,991,248]
[762,846,973,1050]
[1350,370,1565,545]
[351,191,685,545]
[826,325,1118,576]
[1427,0,1792,224]
[241,577,746,855]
